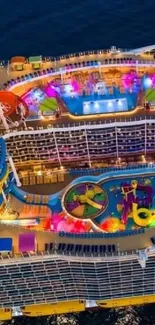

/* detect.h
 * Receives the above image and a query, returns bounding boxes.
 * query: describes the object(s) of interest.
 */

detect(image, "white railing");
[2,117,155,139]
[0,249,140,266]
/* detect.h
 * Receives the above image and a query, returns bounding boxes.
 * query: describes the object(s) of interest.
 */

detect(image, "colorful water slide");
[132,203,153,226]
[0,164,9,185]
[20,97,29,118]
[0,138,9,193]
[0,138,6,169]
[86,198,102,210]
[121,182,153,224]
[137,184,153,205]
[121,192,134,224]
[121,201,130,224]
[0,91,29,121]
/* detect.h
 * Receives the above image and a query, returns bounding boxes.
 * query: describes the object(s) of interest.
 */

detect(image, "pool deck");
[6,106,153,135]
[21,173,75,195]
[0,53,154,130]
[6,166,155,254]
[1,52,153,83]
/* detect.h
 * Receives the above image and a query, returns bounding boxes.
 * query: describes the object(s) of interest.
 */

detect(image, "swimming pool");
[62,88,137,116]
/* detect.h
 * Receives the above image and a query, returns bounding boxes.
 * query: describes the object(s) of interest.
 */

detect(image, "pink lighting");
[122,71,138,89]
[151,74,155,87]
[45,83,57,97]
[71,78,79,92]
[51,212,91,233]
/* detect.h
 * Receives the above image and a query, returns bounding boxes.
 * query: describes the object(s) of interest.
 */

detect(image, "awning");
[19,233,35,252]
[10,56,25,65]
[29,56,42,63]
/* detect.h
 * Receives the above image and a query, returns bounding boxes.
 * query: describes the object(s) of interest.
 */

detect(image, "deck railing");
[4,58,155,90]
[59,228,145,239]
[69,163,155,176]
[0,245,141,263]
[0,47,140,66]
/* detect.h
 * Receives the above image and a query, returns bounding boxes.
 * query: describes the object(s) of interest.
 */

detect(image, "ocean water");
[2,0,155,324]
[1,0,155,59]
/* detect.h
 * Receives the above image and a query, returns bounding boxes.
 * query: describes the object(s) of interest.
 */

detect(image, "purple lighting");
[45,83,57,97]
[151,74,155,87]
[71,79,79,92]
[122,72,138,89]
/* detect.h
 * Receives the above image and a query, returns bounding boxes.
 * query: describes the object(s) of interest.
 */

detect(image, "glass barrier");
[59,228,145,239]
[69,163,155,176]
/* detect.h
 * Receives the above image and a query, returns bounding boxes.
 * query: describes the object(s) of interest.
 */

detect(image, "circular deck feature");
[0,91,29,129]
[64,182,108,219]
[133,208,153,227]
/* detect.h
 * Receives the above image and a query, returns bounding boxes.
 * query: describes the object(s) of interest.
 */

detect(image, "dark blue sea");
[1,0,155,59]
[2,0,155,324]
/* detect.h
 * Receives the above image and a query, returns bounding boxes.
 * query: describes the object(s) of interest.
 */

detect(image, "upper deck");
[0,46,155,131]
[1,164,155,255]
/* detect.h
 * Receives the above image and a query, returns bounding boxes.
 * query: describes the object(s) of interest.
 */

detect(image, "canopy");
[29,56,42,63]
[19,233,35,252]
[10,56,25,64]
[0,238,12,251]
[11,56,26,67]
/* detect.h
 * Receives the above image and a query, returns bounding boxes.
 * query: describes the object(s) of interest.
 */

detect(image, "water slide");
[137,184,153,205]
[132,203,153,226]
[121,183,153,223]
[0,91,29,119]
[121,191,135,224]
[0,138,9,192]
[86,198,102,210]
[0,138,6,170]
[121,201,130,224]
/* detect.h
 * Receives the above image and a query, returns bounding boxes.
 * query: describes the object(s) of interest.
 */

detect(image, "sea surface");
[1,0,155,59]
[2,0,155,324]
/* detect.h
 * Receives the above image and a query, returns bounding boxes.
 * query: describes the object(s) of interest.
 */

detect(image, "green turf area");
[84,204,98,217]
[39,97,57,113]
[65,189,79,203]
[64,183,108,219]
[94,193,106,201]
[145,88,155,102]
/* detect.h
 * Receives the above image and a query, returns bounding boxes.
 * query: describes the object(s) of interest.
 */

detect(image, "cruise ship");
[1,45,155,320]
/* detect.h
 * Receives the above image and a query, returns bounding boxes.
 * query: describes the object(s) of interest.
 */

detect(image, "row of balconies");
[3,262,155,278]
[8,140,155,150]
[2,275,155,292]
[6,147,155,159]
[1,287,155,307]
[6,129,155,145]
[6,139,155,152]
[6,129,155,146]
[7,143,155,155]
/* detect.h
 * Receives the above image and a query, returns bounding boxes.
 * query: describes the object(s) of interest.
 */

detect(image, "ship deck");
[0,50,155,130]
[0,221,153,254]
[0,49,155,255]
[1,49,155,316]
